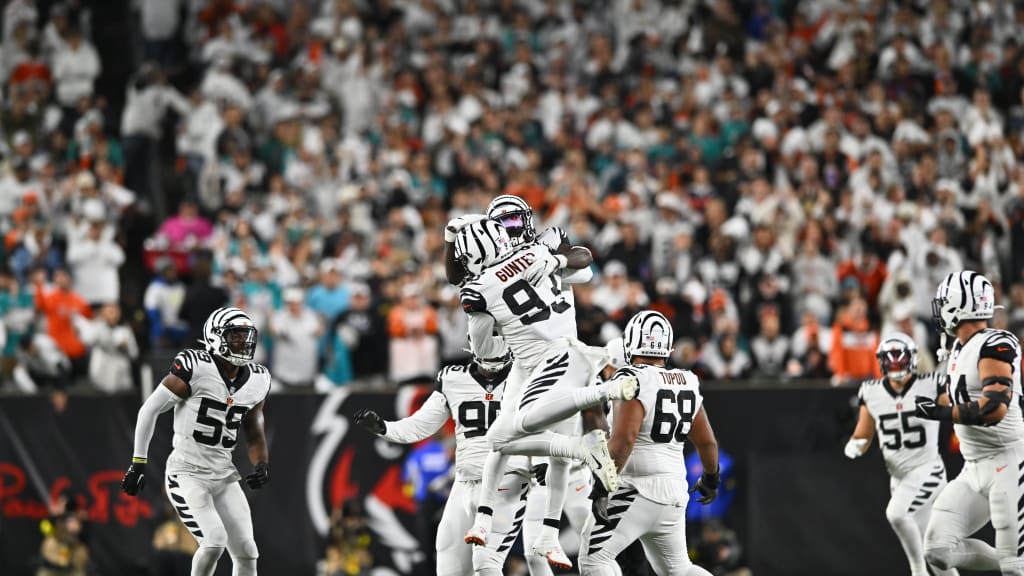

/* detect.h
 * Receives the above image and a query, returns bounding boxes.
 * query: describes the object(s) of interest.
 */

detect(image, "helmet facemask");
[493,211,534,247]
[218,325,258,366]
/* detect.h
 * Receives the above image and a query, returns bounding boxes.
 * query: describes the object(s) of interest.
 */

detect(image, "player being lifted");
[121,307,271,576]
[844,332,958,576]
[579,311,718,576]
[915,271,1024,575]
[454,217,638,569]
[353,339,537,576]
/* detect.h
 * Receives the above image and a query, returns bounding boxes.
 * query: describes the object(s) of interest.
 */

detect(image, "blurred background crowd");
[2,0,1024,404]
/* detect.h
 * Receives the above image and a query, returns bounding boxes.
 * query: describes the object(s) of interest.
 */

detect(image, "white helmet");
[876,332,918,381]
[454,218,514,277]
[487,194,535,248]
[604,337,627,369]
[932,271,997,336]
[474,336,513,374]
[623,311,674,362]
[202,307,258,366]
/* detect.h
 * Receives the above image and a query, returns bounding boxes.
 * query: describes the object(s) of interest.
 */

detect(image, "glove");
[588,472,610,525]
[915,395,953,421]
[354,408,387,435]
[531,463,548,486]
[121,460,147,496]
[844,437,869,459]
[445,214,487,242]
[245,461,270,489]
[689,471,720,505]
[523,252,568,285]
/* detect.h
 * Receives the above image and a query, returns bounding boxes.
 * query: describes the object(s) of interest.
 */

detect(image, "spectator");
[50,26,100,112]
[156,199,213,250]
[269,287,322,388]
[386,284,438,384]
[80,302,137,393]
[828,295,881,386]
[65,202,124,307]
[329,283,387,387]
[750,307,790,378]
[436,286,469,366]
[0,267,36,371]
[12,330,70,411]
[593,260,630,320]
[143,258,188,349]
[836,246,888,309]
[138,0,183,69]
[307,259,351,327]
[152,497,198,576]
[701,331,753,381]
[33,268,90,379]
[36,511,89,576]
[323,501,372,576]
[178,255,228,346]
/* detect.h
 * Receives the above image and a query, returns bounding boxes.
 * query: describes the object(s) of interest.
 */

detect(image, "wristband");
[132,457,147,464]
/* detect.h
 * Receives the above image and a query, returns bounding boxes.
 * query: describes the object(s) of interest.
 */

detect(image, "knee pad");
[234,537,259,560]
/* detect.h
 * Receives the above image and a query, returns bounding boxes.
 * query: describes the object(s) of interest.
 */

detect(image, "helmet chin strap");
[936,331,949,364]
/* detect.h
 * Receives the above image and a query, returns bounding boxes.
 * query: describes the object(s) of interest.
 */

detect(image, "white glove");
[523,252,568,285]
[844,437,869,459]
[445,214,487,242]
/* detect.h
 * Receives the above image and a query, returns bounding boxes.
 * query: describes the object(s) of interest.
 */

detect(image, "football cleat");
[581,430,618,492]
[532,538,572,570]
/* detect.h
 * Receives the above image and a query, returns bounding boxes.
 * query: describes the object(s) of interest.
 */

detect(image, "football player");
[122,307,271,576]
[353,340,536,576]
[455,219,637,569]
[916,271,1024,575]
[844,332,957,576]
[578,311,718,576]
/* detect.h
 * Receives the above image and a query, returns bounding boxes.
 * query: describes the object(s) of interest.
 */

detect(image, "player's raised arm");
[120,372,189,496]
[242,400,270,489]
[355,374,452,443]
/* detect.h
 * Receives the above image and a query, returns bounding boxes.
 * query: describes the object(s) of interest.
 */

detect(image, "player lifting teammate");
[122,307,271,576]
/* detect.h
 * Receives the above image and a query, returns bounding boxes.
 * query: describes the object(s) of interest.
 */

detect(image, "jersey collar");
[882,373,917,399]
[469,363,510,393]
[216,361,251,394]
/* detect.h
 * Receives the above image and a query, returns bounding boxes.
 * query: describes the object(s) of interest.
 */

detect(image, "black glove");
[121,461,146,496]
[354,408,386,435]
[915,395,953,421]
[245,461,270,489]
[689,471,720,505]
[589,472,610,525]
[531,463,548,486]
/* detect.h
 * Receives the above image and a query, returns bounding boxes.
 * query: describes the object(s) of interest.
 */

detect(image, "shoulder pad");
[980,330,1020,364]
[250,363,269,375]
[170,349,212,383]
[460,286,487,314]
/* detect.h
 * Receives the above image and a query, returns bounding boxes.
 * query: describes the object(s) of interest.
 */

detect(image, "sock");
[474,451,508,530]
[541,458,570,544]
[191,546,224,576]
[517,387,605,434]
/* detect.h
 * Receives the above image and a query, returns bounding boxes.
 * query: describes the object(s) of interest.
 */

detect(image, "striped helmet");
[876,332,918,381]
[454,218,514,277]
[487,194,535,248]
[202,307,258,366]
[623,311,674,362]
[932,271,996,336]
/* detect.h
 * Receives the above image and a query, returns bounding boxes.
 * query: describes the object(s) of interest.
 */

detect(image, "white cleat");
[532,538,573,570]
[581,429,618,492]
[605,375,638,402]
[464,524,488,546]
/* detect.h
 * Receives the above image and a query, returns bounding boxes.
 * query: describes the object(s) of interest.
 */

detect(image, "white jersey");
[857,372,943,477]
[945,328,1024,460]
[460,242,578,371]
[166,349,272,481]
[616,364,704,505]
[382,363,512,481]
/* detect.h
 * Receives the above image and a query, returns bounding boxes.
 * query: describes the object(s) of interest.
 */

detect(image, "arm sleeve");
[133,385,183,459]
[561,265,594,285]
[466,313,499,359]
[381,391,451,444]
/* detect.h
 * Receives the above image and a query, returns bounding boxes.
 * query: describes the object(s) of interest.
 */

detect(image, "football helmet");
[475,336,513,374]
[487,194,536,248]
[623,311,673,362]
[876,332,918,381]
[454,218,514,277]
[202,307,258,366]
[932,271,996,336]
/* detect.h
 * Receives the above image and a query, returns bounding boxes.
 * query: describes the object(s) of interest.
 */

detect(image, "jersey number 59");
[193,398,249,448]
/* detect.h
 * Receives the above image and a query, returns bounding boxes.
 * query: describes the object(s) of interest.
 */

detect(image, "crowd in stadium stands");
[2,0,1024,412]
